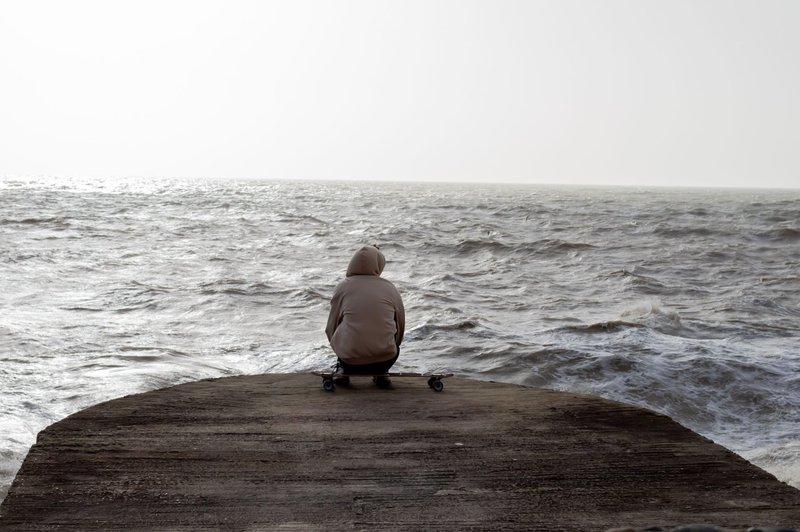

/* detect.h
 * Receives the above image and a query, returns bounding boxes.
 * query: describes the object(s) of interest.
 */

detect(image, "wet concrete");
[1,374,798,531]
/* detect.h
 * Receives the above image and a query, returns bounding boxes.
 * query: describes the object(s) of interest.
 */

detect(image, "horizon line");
[1,173,798,192]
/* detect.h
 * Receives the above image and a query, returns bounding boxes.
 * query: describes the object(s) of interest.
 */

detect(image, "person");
[325,244,405,388]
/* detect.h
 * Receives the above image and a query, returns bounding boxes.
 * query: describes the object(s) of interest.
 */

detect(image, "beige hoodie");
[325,246,405,365]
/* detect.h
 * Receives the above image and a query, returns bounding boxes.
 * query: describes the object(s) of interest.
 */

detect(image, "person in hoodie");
[325,245,405,388]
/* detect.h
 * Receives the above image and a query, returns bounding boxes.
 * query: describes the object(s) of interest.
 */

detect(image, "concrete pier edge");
[1,373,798,531]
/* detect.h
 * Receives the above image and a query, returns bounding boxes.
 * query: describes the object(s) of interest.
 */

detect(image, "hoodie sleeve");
[393,287,405,347]
[325,285,343,342]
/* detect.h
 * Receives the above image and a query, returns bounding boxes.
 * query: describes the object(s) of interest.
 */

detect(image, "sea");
[1,176,799,503]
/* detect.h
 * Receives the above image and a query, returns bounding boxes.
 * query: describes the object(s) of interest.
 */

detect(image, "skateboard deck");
[312,371,453,392]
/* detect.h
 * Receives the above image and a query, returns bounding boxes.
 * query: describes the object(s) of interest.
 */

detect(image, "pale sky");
[1,0,798,188]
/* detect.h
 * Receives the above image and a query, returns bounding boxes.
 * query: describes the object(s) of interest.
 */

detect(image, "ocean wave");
[285,287,328,307]
[276,213,328,225]
[549,239,594,250]
[617,302,707,338]
[544,302,734,341]
[408,319,482,339]
[62,282,173,314]
[194,282,328,307]
[455,239,512,254]
[453,238,594,256]
[0,217,71,227]
[199,279,256,296]
[702,249,735,262]
[758,275,800,286]
[602,270,668,295]
[203,286,250,296]
[743,442,800,489]
[559,320,645,334]
[518,345,799,427]
[650,224,717,238]
[758,227,800,242]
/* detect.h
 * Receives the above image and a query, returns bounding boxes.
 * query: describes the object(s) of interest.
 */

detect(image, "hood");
[346,245,386,277]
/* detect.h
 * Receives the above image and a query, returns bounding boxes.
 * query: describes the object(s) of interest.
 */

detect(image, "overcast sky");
[1,1,798,188]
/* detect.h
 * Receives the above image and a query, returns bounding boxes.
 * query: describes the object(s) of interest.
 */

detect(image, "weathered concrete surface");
[1,374,798,531]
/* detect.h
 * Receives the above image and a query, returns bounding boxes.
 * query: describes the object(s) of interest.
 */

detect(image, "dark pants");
[338,347,399,375]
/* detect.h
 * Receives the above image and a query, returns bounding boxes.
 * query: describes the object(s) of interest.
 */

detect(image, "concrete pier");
[1,374,798,530]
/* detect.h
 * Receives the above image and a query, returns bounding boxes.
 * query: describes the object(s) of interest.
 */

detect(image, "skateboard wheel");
[322,378,335,392]
[431,379,444,392]
[427,377,436,388]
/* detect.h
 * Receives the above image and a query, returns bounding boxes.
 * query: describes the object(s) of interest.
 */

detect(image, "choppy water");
[1,176,799,502]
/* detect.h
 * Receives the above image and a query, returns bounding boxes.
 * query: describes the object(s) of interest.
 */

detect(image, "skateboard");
[312,371,453,392]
